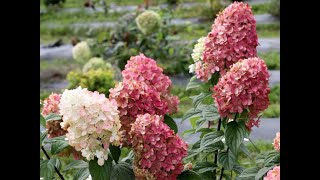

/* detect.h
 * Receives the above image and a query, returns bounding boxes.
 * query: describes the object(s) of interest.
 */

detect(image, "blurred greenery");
[259,51,280,70]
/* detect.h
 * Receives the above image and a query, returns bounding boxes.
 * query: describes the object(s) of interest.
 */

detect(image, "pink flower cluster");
[41,93,67,139]
[130,114,188,180]
[212,57,270,130]
[264,166,280,180]
[196,2,258,82]
[273,132,280,151]
[41,93,61,116]
[109,54,179,146]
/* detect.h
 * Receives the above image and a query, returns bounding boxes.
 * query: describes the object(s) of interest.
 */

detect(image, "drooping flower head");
[59,87,122,166]
[196,2,258,82]
[109,54,179,146]
[135,10,162,35]
[264,166,280,180]
[41,93,67,139]
[72,41,92,64]
[213,57,270,131]
[273,132,280,151]
[130,114,188,180]
[82,57,112,73]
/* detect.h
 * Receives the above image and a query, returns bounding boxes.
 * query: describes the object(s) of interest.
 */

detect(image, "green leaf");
[74,168,90,180]
[199,128,214,138]
[256,152,269,164]
[45,113,62,121]
[225,121,246,156]
[182,129,195,137]
[190,117,199,129]
[111,162,135,180]
[40,131,47,147]
[237,167,260,180]
[40,159,55,180]
[121,150,134,164]
[218,150,235,170]
[233,163,245,174]
[182,108,202,123]
[240,143,252,160]
[63,160,88,172]
[177,170,202,180]
[164,115,178,133]
[186,76,201,90]
[200,131,224,149]
[40,114,46,128]
[190,93,212,108]
[89,156,112,180]
[264,151,280,167]
[255,166,275,180]
[109,145,121,164]
[193,162,217,174]
[51,138,69,155]
[53,158,62,171]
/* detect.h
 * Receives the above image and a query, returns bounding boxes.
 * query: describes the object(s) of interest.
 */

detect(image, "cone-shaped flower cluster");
[109,54,179,146]
[212,57,270,130]
[273,132,280,152]
[135,10,162,35]
[59,87,122,166]
[264,166,280,180]
[130,114,188,180]
[194,2,258,82]
[72,41,92,64]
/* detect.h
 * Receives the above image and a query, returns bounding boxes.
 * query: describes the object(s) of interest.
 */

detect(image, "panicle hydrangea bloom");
[189,37,206,74]
[197,2,258,82]
[109,54,179,146]
[41,93,67,139]
[130,114,188,180]
[264,166,280,180]
[212,57,270,131]
[135,10,162,35]
[82,57,112,73]
[59,87,122,166]
[72,41,92,64]
[273,132,280,151]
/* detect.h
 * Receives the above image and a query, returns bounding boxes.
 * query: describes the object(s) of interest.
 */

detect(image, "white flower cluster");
[189,37,206,73]
[135,10,162,35]
[59,87,122,166]
[72,41,92,64]
[82,57,112,73]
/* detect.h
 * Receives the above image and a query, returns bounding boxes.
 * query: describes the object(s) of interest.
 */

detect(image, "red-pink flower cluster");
[212,57,270,130]
[264,166,280,180]
[130,114,188,180]
[109,54,179,146]
[41,93,67,139]
[273,132,280,151]
[41,93,61,116]
[197,2,258,82]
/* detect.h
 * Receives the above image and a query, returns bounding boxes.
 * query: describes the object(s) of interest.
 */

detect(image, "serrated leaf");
[89,156,112,180]
[233,163,245,174]
[109,145,121,164]
[237,167,260,180]
[63,160,88,172]
[121,150,134,164]
[45,113,62,121]
[218,151,235,170]
[200,131,224,149]
[40,131,47,147]
[190,93,212,108]
[255,166,275,180]
[111,162,135,180]
[177,170,202,180]
[164,115,178,133]
[74,168,90,180]
[186,76,201,90]
[40,159,55,180]
[225,121,246,156]
[40,114,46,128]
[182,108,202,123]
[193,162,217,174]
[240,143,252,160]
[51,138,69,155]
[264,151,280,167]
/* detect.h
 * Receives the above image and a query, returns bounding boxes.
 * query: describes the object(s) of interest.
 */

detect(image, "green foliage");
[89,157,112,180]
[110,162,135,180]
[44,0,65,8]
[164,115,178,133]
[200,0,225,20]
[259,52,280,70]
[177,170,202,180]
[67,68,116,96]
[251,3,270,15]
[268,0,280,17]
